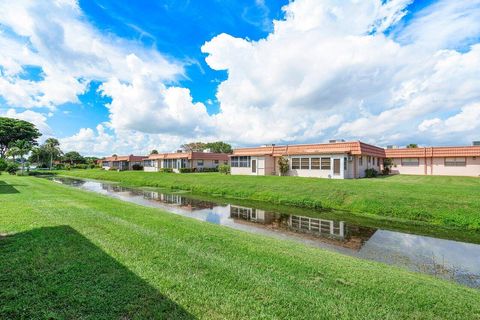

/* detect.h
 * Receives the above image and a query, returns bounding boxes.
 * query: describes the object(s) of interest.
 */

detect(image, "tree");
[277,157,289,176]
[63,151,85,165]
[205,141,232,154]
[44,138,62,170]
[6,146,20,161]
[406,143,418,148]
[0,117,41,158]
[180,142,206,152]
[29,146,49,167]
[84,156,100,168]
[10,140,32,174]
[150,149,159,154]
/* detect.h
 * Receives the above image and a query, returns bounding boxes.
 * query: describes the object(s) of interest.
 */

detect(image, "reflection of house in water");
[229,205,375,251]
[142,191,215,211]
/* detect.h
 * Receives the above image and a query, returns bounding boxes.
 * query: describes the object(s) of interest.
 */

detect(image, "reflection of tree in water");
[52,177,86,187]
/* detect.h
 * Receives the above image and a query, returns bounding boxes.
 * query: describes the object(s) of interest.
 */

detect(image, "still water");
[46,176,480,288]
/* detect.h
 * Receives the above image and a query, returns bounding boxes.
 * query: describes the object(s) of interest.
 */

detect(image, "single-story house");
[385,146,480,177]
[230,140,480,179]
[100,155,146,171]
[230,141,384,179]
[143,151,229,173]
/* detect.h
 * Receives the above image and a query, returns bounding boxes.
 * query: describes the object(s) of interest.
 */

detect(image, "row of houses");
[101,152,229,173]
[99,140,480,179]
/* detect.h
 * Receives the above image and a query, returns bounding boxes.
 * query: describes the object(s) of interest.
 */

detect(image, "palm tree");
[11,140,32,174]
[6,146,20,161]
[30,146,42,165]
[44,138,62,170]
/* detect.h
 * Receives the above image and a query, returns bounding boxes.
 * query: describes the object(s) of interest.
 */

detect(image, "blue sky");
[0,0,479,156]
[47,0,289,137]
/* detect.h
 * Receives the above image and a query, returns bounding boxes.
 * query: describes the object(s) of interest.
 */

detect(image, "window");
[163,159,178,169]
[230,156,251,167]
[368,156,371,163]
[401,158,419,166]
[143,160,153,167]
[359,156,363,166]
[197,160,204,166]
[291,158,300,169]
[445,157,466,167]
[377,158,380,166]
[321,157,331,170]
[301,158,310,169]
[311,158,320,170]
[344,157,347,171]
[214,160,219,164]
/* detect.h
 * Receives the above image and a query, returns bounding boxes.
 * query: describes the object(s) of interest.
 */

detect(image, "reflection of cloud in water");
[206,212,221,224]
[361,230,480,273]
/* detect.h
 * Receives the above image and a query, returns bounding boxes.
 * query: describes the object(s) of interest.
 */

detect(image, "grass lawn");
[1,175,480,319]
[58,170,480,231]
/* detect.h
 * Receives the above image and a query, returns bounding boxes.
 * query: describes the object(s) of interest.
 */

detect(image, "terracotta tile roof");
[232,141,385,157]
[102,155,146,162]
[385,146,480,158]
[147,152,229,161]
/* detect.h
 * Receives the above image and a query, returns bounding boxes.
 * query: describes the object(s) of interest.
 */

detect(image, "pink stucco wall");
[391,157,480,177]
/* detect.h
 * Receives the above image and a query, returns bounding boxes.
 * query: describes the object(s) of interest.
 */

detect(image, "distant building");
[100,155,146,171]
[143,151,228,173]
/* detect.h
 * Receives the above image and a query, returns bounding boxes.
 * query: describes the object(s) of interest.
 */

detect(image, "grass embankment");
[1,175,479,319]
[59,170,480,231]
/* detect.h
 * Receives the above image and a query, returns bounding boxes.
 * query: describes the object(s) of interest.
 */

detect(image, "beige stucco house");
[100,155,146,171]
[230,141,480,179]
[230,141,384,179]
[143,151,229,173]
[385,146,480,177]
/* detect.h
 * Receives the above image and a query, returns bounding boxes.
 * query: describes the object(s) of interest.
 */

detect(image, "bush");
[6,162,19,175]
[0,158,7,172]
[179,168,195,173]
[74,164,88,169]
[198,167,218,173]
[277,157,289,176]
[365,168,378,178]
[108,167,118,171]
[218,164,231,175]
[159,168,173,173]
[132,164,143,171]
[54,163,65,170]
[89,163,96,169]
[382,158,393,175]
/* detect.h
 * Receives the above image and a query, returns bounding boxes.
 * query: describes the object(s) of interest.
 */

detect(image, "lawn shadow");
[0,226,195,319]
[0,180,19,194]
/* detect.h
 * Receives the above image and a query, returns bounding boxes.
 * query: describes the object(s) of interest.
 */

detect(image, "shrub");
[365,168,378,178]
[89,163,96,169]
[218,164,231,175]
[6,162,19,175]
[199,167,218,173]
[382,158,393,175]
[159,168,173,173]
[277,157,289,176]
[179,168,195,173]
[132,164,143,171]
[54,163,65,170]
[108,167,118,171]
[0,158,7,171]
[74,164,88,169]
